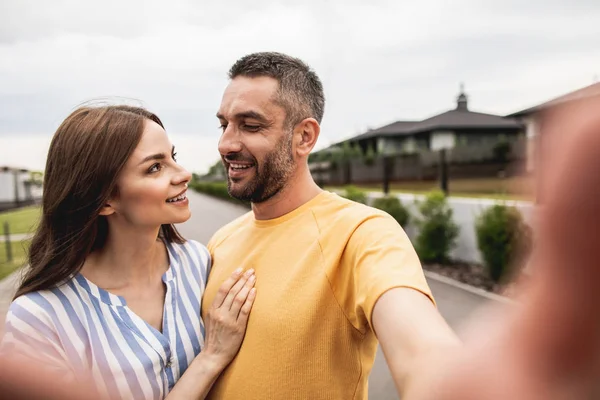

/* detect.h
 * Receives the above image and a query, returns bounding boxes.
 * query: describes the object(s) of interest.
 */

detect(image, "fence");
[1,222,14,265]
[311,139,527,186]
[0,222,30,267]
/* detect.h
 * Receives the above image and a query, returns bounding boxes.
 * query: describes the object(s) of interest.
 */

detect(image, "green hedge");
[340,185,367,204]
[372,196,410,228]
[414,191,459,264]
[189,182,250,208]
[475,204,532,283]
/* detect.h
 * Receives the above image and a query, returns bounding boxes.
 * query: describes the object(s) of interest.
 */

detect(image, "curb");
[424,270,514,304]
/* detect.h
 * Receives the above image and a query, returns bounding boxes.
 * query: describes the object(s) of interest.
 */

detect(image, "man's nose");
[218,125,243,155]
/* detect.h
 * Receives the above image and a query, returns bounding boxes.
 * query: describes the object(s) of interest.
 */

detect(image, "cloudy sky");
[1,0,599,173]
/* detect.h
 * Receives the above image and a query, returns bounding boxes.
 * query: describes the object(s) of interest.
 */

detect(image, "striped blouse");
[1,239,210,400]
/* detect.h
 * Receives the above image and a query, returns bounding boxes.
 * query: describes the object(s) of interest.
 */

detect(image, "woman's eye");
[172,152,178,162]
[149,163,162,173]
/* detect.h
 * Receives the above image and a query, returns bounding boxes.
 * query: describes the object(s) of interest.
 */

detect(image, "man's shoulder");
[207,210,254,251]
[312,191,391,227]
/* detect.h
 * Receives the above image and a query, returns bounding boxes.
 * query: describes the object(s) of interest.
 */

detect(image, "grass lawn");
[0,240,30,280]
[327,176,535,201]
[0,206,41,235]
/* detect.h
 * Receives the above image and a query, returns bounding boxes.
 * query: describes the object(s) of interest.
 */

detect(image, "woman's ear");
[98,202,115,216]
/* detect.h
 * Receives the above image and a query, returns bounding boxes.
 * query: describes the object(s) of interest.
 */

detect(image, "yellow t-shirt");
[202,191,434,399]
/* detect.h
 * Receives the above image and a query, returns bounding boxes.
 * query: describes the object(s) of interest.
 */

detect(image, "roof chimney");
[456,82,468,111]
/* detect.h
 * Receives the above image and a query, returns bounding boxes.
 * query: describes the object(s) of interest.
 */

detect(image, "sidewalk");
[0,233,32,243]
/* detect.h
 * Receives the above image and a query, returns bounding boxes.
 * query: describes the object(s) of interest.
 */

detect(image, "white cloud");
[1,0,599,172]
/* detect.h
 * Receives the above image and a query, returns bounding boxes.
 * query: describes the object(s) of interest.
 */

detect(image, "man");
[200,51,459,399]
[201,51,600,399]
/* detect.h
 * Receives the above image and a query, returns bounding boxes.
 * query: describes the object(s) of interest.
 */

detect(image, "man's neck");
[251,169,323,221]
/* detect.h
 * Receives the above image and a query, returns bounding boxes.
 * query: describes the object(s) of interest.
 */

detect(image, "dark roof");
[350,109,521,142]
[407,109,522,134]
[351,120,419,141]
[508,82,600,117]
[328,89,523,149]
[1,166,29,173]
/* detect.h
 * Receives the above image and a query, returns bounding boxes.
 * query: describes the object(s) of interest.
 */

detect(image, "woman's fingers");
[230,274,256,320]
[237,288,257,325]
[211,268,243,308]
[221,268,255,310]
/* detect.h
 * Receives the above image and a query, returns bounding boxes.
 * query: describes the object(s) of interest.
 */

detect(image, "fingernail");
[234,267,243,276]
[245,268,255,277]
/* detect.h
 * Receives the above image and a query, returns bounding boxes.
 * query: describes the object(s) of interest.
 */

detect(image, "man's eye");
[218,124,227,131]
[244,125,260,132]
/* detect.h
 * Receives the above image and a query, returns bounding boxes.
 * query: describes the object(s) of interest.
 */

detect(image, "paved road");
[0,190,501,399]
[177,191,501,400]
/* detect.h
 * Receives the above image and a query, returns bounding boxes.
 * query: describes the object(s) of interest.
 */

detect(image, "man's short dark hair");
[228,52,325,127]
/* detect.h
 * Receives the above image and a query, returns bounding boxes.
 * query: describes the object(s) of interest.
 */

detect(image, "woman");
[0,105,255,399]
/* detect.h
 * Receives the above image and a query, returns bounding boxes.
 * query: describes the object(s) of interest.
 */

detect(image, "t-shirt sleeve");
[0,295,74,378]
[206,235,217,257]
[348,213,435,331]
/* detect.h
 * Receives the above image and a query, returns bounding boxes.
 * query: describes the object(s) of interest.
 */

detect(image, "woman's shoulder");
[8,279,83,322]
[167,239,212,280]
[6,287,66,334]
[2,286,78,369]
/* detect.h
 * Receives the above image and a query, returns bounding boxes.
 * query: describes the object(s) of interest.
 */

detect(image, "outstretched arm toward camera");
[373,288,461,396]
[379,99,600,399]
[166,268,256,400]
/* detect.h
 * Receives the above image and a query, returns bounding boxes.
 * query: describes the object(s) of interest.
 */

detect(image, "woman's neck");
[81,223,168,290]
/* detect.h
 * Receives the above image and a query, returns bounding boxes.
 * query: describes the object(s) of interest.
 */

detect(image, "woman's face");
[106,119,192,228]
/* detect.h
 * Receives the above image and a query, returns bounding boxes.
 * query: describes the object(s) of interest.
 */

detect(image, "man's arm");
[344,211,460,396]
[371,100,600,399]
[372,288,460,397]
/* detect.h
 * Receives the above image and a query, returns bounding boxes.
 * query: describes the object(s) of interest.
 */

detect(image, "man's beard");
[225,133,295,204]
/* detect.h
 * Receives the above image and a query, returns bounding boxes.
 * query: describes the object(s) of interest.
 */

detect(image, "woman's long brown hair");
[14,105,185,299]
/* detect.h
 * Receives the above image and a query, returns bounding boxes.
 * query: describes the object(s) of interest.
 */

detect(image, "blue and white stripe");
[1,240,211,400]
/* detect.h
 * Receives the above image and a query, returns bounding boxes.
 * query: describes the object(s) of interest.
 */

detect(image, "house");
[0,166,43,212]
[507,82,600,171]
[334,86,524,157]
[310,87,529,185]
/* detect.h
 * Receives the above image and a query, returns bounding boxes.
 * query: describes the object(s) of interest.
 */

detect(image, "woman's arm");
[166,267,256,399]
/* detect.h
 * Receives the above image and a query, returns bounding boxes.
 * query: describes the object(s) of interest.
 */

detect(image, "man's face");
[217,76,296,203]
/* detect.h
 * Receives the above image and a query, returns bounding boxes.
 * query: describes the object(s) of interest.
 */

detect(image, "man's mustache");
[223,153,256,164]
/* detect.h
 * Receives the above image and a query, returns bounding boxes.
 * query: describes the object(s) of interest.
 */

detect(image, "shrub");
[475,204,531,283]
[342,185,367,204]
[189,181,250,208]
[414,191,459,263]
[372,196,410,227]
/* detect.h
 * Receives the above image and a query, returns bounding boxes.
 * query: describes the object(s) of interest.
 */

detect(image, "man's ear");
[294,118,320,157]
